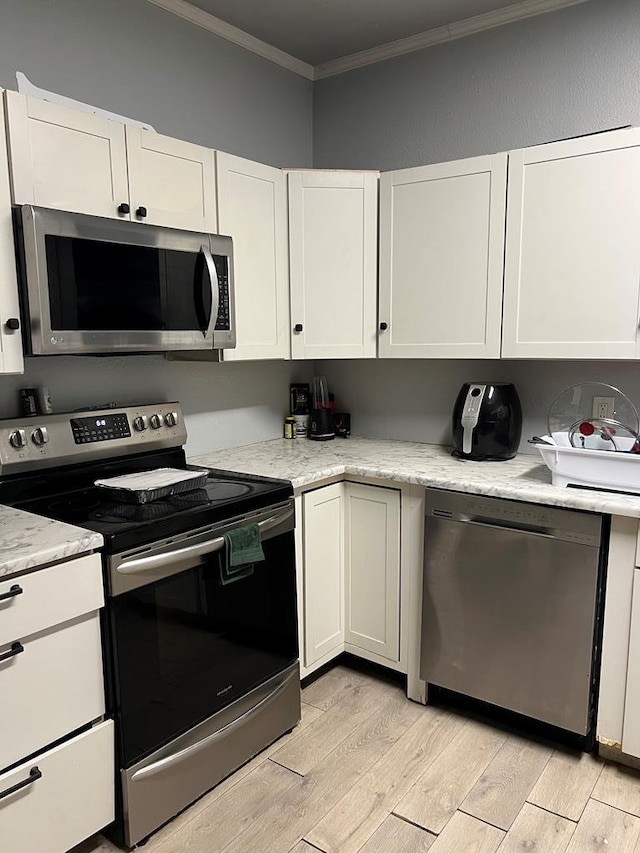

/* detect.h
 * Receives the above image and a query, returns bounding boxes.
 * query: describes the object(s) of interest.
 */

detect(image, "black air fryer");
[452,383,522,461]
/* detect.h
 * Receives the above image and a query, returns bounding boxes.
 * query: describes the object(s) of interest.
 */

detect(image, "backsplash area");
[321,359,640,455]
[0,357,313,457]
[4,356,640,458]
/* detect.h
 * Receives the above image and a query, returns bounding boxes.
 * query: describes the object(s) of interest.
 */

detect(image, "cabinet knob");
[379,322,388,331]
[136,206,148,219]
[5,318,19,331]
[294,323,303,333]
[117,202,130,214]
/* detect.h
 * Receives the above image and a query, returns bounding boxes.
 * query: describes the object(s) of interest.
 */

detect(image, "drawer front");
[0,553,103,646]
[0,720,114,853]
[0,612,105,770]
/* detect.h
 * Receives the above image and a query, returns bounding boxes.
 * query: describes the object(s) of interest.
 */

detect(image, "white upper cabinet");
[216,152,289,360]
[288,170,378,360]
[5,92,216,231]
[0,91,24,374]
[125,126,216,231]
[5,90,130,220]
[502,130,640,359]
[378,154,507,359]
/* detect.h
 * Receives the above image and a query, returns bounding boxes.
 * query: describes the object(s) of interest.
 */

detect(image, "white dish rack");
[536,435,640,494]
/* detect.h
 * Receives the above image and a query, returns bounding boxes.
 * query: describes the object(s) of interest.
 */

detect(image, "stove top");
[0,402,293,552]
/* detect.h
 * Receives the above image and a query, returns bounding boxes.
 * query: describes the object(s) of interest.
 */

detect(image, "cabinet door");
[0,92,23,374]
[5,90,129,219]
[379,154,507,359]
[502,131,640,359]
[344,483,400,661]
[303,484,345,667]
[622,569,640,757]
[216,152,289,360]
[289,171,378,359]
[125,126,216,232]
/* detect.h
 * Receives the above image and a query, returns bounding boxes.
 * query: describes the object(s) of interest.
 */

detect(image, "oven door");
[16,205,235,354]
[105,500,298,769]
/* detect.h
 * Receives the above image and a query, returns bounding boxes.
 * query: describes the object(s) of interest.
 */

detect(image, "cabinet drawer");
[0,612,105,770]
[0,553,103,647]
[0,720,114,853]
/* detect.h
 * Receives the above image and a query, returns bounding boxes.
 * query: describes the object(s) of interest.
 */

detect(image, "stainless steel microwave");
[13,205,235,355]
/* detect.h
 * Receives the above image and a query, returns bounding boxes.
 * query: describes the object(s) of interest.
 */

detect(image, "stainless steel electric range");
[0,403,300,849]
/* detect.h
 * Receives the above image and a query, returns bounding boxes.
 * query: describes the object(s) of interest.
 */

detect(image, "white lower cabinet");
[622,568,640,757]
[344,483,400,662]
[0,720,114,853]
[300,481,402,676]
[303,483,345,668]
[0,552,113,853]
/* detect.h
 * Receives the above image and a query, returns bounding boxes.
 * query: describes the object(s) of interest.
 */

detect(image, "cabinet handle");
[117,202,130,215]
[294,323,303,333]
[0,642,24,664]
[5,318,19,331]
[0,584,23,602]
[136,206,148,219]
[379,322,388,331]
[0,766,41,802]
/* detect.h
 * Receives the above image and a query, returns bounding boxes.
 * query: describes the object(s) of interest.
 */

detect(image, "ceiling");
[183,0,555,65]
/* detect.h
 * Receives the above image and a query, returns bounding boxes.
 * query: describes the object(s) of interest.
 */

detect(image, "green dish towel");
[219,523,265,585]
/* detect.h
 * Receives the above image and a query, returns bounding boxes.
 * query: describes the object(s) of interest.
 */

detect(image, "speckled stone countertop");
[0,505,103,579]
[191,437,640,519]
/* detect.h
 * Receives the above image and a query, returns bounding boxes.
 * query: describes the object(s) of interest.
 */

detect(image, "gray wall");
[321,360,640,456]
[0,0,313,455]
[314,0,640,169]
[0,0,312,167]
[313,0,640,453]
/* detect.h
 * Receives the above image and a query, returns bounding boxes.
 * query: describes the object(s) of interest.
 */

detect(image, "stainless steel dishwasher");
[421,489,604,737]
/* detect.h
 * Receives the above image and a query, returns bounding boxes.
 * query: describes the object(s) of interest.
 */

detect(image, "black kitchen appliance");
[452,382,522,461]
[0,404,299,849]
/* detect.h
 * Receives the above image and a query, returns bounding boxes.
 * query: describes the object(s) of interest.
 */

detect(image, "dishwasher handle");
[459,515,556,539]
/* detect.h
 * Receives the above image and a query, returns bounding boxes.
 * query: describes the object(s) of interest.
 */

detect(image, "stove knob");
[133,415,149,432]
[164,411,179,427]
[150,414,163,430]
[31,427,49,446]
[9,429,26,449]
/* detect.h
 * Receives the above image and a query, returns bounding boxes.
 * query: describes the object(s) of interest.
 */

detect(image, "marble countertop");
[0,505,103,580]
[191,437,640,519]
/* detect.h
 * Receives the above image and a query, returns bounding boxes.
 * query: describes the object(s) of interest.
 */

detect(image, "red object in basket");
[578,421,595,436]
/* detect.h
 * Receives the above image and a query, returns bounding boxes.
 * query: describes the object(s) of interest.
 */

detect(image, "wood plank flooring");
[74,662,640,853]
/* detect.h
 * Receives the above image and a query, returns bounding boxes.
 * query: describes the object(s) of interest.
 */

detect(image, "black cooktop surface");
[1,449,292,552]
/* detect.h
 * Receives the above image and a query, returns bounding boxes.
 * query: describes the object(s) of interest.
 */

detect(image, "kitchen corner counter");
[0,505,103,579]
[191,436,640,519]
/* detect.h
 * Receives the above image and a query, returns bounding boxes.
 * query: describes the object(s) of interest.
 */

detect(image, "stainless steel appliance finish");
[421,489,603,736]
[109,498,294,595]
[122,663,300,848]
[0,402,186,475]
[15,205,235,354]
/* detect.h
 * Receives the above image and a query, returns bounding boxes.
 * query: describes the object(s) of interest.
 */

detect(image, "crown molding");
[144,0,590,82]
[314,0,590,79]
[144,0,315,80]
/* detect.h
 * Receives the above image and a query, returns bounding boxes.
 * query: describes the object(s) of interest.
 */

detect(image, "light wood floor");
[75,663,640,853]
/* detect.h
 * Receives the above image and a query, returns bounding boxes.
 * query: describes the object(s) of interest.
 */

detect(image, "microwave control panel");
[213,256,230,331]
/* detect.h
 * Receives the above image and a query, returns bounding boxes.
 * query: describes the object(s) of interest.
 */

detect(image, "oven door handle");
[130,668,296,781]
[116,507,294,575]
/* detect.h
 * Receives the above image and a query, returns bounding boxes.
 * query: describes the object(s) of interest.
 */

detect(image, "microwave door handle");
[201,244,219,342]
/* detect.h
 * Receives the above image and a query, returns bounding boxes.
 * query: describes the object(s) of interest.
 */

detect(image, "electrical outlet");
[593,396,615,419]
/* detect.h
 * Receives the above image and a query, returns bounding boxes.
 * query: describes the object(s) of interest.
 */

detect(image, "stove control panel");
[71,413,131,444]
[0,402,186,475]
